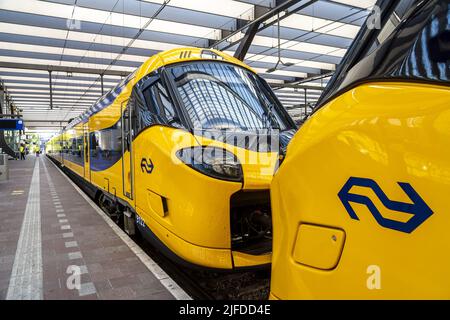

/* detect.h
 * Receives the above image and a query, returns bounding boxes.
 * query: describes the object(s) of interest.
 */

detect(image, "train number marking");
[338,177,433,233]
[140,158,154,174]
[136,215,146,228]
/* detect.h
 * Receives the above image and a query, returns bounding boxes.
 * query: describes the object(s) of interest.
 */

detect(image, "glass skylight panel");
[19,103,91,107]
[67,29,182,52]
[0,42,64,55]
[329,0,377,10]
[142,0,254,19]
[0,56,135,72]
[252,36,346,57]
[76,3,221,40]
[0,68,49,75]
[2,0,222,39]
[0,42,124,63]
[1,0,73,20]
[275,91,322,97]
[144,19,221,40]
[253,67,307,78]
[8,89,101,99]
[281,14,361,39]
[264,79,285,84]
[242,53,336,71]
[12,97,97,102]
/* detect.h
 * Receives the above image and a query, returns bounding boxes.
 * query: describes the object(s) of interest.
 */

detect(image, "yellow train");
[46,48,297,270]
[270,0,450,299]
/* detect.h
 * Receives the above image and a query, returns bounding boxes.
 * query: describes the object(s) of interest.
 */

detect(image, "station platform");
[0,155,190,300]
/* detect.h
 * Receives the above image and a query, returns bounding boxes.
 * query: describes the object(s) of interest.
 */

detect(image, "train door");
[83,124,90,181]
[121,100,134,200]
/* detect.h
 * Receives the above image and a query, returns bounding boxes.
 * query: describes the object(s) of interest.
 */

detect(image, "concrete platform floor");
[0,155,189,300]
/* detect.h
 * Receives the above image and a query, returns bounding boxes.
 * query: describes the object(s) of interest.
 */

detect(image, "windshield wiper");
[252,77,281,131]
[262,102,281,131]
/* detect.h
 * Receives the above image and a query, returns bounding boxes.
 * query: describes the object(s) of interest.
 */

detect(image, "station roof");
[0,0,376,130]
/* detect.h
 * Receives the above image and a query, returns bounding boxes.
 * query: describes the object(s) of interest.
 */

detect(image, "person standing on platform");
[35,144,40,157]
[19,144,25,160]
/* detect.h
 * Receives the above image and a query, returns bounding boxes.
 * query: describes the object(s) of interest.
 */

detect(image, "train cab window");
[318,0,450,108]
[134,76,181,135]
[167,61,293,131]
[71,138,76,155]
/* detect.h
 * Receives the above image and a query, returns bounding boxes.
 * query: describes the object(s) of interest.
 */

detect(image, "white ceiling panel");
[0,0,369,123]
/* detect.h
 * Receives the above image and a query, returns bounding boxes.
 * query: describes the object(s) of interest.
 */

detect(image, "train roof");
[64,47,251,131]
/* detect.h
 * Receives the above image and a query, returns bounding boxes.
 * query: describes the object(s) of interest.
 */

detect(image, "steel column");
[49,71,53,110]
[234,21,262,61]
[101,74,104,95]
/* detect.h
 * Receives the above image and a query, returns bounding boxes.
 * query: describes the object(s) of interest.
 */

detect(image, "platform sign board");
[0,119,24,130]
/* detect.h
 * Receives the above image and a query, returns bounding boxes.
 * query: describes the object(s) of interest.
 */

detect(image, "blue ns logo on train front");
[338,177,433,233]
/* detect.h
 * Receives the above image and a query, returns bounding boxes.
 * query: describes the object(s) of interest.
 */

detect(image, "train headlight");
[176,146,243,182]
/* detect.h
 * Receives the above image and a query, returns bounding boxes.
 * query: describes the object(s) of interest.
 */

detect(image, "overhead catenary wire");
[245,6,371,76]
[63,0,172,122]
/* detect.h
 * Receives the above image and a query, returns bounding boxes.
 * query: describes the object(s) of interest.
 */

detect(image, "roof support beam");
[210,0,319,52]
[0,62,130,77]
[234,20,262,61]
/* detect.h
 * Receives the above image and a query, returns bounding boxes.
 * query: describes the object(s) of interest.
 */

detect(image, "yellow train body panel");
[270,82,450,299]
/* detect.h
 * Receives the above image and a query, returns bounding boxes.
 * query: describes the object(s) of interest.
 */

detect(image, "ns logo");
[338,177,433,233]
[141,158,154,174]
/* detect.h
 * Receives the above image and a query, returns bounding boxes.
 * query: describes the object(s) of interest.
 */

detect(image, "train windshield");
[167,62,292,131]
[318,0,450,107]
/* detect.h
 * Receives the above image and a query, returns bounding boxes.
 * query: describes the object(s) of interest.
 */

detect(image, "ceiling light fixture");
[266,13,295,73]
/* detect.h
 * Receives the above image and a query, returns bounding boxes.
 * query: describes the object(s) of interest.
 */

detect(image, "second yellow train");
[270,0,450,299]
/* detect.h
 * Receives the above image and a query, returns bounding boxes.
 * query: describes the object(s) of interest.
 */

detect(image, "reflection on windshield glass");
[168,62,288,130]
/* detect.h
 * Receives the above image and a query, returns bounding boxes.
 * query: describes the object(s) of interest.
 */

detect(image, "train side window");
[71,138,77,155]
[134,88,157,133]
[90,132,99,158]
[65,140,69,154]
[77,136,83,158]
[154,81,176,121]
